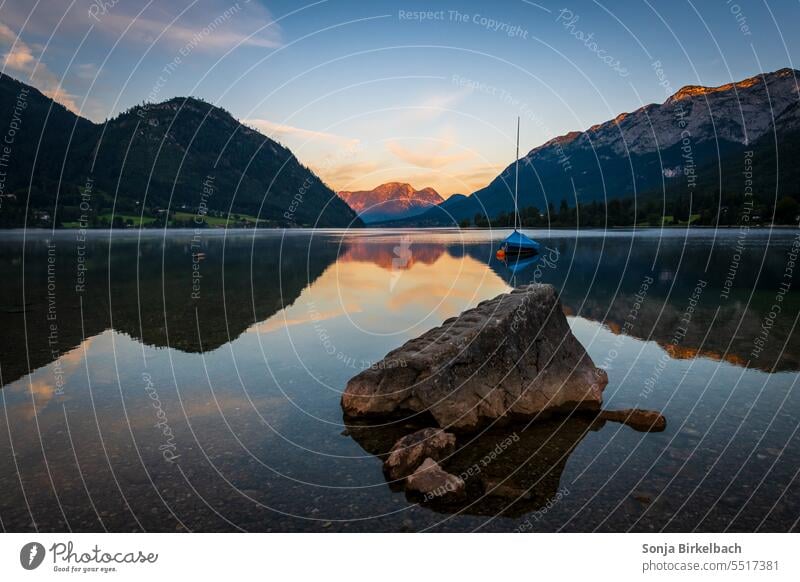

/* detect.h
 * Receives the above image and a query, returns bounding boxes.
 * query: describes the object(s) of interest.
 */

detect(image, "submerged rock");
[342,284,608,430]
[347,415,600,517]
[405,458,466,502]
[384,428,456,480]
[599,409,667,432]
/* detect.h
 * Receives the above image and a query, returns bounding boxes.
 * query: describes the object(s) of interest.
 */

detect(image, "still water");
[0,227,798,532]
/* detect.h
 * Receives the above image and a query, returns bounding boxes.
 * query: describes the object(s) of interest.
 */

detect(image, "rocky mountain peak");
[338,182,444,223]
[403,67,800,226]
[523,67,800,161]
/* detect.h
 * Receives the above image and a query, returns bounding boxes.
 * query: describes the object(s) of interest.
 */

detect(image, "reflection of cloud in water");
[331,252,509,325]
[248,247,511,339]
[6,334,98,420]
[247,304,363,335]
[384,254,510,318]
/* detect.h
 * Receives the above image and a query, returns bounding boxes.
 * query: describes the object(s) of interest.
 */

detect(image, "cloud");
[0,21,16,44]
[386,139,475,169]
[0,21,78,112]
[98,11,281,52]
[0,1,282,53]
[457,163,505,184]
[75,62,98,80]
[315,159,381,190]
[400,88,472,122]
[85,0,281,53]
[245,118,370,192]
[248,303,362,335]
[3,44,35,69]
[244,118,359,149]
[7,335,95,420]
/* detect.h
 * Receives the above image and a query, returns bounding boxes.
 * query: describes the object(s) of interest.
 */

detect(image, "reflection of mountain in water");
[477,235,800,373]
[3,230,798,388]
[348,415,600,517]
[338,238,446,270]
[0,234,340,387]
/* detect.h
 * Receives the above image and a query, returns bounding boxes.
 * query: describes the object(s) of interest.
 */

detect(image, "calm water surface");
[0,228,798,532]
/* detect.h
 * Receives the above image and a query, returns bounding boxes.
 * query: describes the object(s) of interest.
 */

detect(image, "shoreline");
[2,223,799,232]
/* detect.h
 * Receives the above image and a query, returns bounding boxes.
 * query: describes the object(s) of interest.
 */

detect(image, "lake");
[0,227,798,532]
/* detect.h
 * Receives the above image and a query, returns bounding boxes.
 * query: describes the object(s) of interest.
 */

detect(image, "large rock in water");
[342,284,607,430]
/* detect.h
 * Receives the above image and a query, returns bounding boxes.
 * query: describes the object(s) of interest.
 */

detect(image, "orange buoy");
[496,248,506,260]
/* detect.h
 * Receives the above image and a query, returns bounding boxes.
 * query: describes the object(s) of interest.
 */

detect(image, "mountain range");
[397,67,800,226]
[0,73,360,228]
[2,68,798,229]
[337,182,443,222]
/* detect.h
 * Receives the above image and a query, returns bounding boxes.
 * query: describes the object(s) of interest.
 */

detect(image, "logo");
[20,542,46,570]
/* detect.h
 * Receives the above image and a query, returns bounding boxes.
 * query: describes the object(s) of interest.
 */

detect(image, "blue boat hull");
[501,230,540,256]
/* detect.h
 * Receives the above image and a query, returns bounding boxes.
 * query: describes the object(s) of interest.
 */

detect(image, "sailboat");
[497,117,540,259]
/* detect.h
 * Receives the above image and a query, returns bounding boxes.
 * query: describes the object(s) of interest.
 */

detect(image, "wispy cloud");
[245,118,369,192]
[386,139,475,169]
[1,0,283,51]
[96,6,282,52]
[316,159,381,190]
[399,88,472,122]
[74,62,98,80]
[454,163,505,191]
[245,118,359,149]
[0,21,78,112]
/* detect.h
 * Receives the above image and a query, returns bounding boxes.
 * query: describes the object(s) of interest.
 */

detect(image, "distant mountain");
[371,192,469,226]
[401,68,800,226]
[0,74,361,228]
[338,182,443,222]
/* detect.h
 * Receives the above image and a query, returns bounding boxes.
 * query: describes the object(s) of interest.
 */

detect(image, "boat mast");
[514,116,520,232]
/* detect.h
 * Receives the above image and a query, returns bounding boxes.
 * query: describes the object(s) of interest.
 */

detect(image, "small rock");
[632,492,653,504]
[405,458,465,502]
[384,428,456,480]
[600,408,667,432]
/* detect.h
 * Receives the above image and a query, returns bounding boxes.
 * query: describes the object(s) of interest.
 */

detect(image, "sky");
[1,0,799,197]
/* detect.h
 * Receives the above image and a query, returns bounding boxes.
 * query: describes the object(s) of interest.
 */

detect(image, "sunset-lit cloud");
[386,139,476,169]
[246,118,367,192]
[249,303,363,335]
[454,163,507,191]
[0,1,282,53]
[3,44,34,69]
[245,118,359,149]
[0,21,78,112]
[6,335,97,421]
[313,159,382,190]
